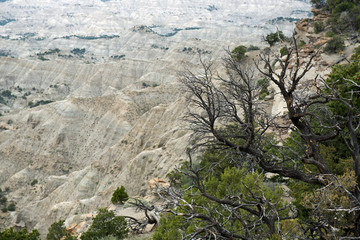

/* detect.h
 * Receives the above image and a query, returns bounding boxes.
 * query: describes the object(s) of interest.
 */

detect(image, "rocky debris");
[148,178,170,191]
[296,19,310,32]
[311,8,331,21]
[313,37,331,46]
[300,44,315,54]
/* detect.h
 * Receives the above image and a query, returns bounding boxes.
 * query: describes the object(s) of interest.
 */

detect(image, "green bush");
[7,203,15,211]
[298,40,306,49]
[47,220,75,240]
[246,45,260,51]
[326,0,360,31]
[314,21,325,33]
[152,215,185,240]
[325,31,335,37]
[81,208,128,240]
[153,166,288,239]
[28,100,53,108]
[258,78,270,100]
[231,45,247,61]
[324,35,345,53]
[311,0,326,8]
[0,196,7,205]
[351,45,360,61]
[0,227,40,240]
[70,48,86,55]
[111,186,129,205]
[280,46,288,57]
[30,179,38,186]
[265,31,286,46]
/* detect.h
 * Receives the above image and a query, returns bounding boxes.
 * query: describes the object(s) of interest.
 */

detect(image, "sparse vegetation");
[298,40,306,48]
[28,100,54,108]
[1,90,16,99]
[206,5,218,11]
[246,45,260,51]
[110,55,125,60]
[314,21,325,33]
[142,82,150,88]
[0,227,40,239]
[324,35,345,53]
[70,48,86,55]
[258,77,270,100]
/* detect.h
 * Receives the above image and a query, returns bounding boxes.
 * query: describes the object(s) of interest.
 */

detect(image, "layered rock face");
[0,0,312,236]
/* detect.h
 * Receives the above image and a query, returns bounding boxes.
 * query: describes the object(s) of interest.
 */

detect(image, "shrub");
[231,45,247,61]
[1,90,16,99]
[1,207,7,213]
[280,46,288,57]
[70,48,86,55]
[142,82,150,88]
[0,227,40,240]
[0,196,7,204]
[247,45,260,51]
[30,179,38,186]
[265,31,286,46]
[325,31,335,37]
[298,40,306,49]
[314,21,325,33]
[0,96,5,104]
[311,0,326,8]
[47,220,75,240]
[258,78,270,100]
[28,100,53,108]
[324,35,345,53]
[80,208,128,240]
[351,45,360,61]
[111,186,129,204]
[7,203,15,211]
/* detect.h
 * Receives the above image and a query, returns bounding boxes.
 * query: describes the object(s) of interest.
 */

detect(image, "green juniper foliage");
[0,227,40,240]
[47,220,75,240]
[111,186,129,204]
[81,208,128,240]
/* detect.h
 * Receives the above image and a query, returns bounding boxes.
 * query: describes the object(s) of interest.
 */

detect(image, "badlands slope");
[0,0,312,236]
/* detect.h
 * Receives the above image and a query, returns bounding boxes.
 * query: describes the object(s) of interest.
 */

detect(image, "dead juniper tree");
[155,38,360,239]
[123,198,162,234]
